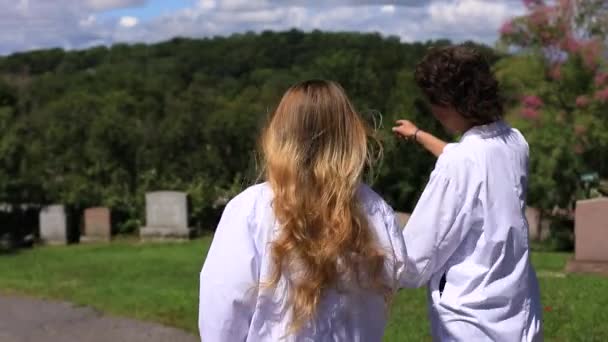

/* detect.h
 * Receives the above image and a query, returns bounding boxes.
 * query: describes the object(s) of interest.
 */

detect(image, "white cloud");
[16,0,29,15]
[84,0,147,11]
[80,15,97,27]
[381,5,396,14]
[216,0,270,11]
[150,0,525,45]
[426,0,525,42]
[0,0,528,55]
[198,0,217,10]
[119,16,139,28]
[429,0,513,26]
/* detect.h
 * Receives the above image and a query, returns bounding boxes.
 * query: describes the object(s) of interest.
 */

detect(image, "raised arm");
[392,120,447,158]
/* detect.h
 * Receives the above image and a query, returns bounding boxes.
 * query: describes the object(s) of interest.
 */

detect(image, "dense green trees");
[2,25,604,248]
[1,6,604,253]
[8,21,608,246]
[2,31,487,233]
[2,21,605,253]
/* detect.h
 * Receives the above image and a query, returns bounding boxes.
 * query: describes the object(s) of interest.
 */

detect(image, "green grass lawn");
[1,237,607,341]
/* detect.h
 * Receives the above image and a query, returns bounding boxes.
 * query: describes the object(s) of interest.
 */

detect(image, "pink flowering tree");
[497,0,607,243]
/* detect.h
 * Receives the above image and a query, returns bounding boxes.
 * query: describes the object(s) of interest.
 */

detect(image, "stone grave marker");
[39,205,68,245]
[140,191,191,241]
[82,207,111,243]
[566,197,608,275]
[526,207,550,241]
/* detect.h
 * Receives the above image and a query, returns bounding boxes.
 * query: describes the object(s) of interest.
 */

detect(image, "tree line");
[1,27,602,248]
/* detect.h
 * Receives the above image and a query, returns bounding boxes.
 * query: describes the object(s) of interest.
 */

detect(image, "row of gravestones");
[40,191,192,245]
[40,204,543,243]
[39,188,608,275]
[40,194,553,244]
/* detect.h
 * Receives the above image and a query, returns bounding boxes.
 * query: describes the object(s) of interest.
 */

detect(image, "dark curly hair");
[414,45,504,125]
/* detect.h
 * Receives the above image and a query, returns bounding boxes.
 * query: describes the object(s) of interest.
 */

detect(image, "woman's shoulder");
[438,140,477,162]
[357,183,392,217]
[224,182,273,213]
[227,182,393,219]
[220,183,274,243]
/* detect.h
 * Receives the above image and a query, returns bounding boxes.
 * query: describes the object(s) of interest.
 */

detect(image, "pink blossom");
[522,95,544,108]
[576,95,591,108]
[594,72,608,87]
[580,40,601,70]
[559,0,572,10]
[500,21,515,35]
[560,0,574,10]
[530,9,549,26]
[521,107,540,120]
[595,88,608,102]
[559,0,575,22]
[562,35,580,53]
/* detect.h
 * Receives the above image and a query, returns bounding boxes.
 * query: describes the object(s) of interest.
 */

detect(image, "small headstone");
[526,207,550,241]
[82,207,111,243]
[396,212,411,228]
[572,198,608,261]
[140,191,191,241]
[566,198,608,276]
[39,205,68,245]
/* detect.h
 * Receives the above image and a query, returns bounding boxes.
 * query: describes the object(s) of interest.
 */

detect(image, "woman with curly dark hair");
[393,45,543,341]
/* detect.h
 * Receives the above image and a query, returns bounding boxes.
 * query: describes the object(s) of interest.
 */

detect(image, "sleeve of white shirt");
[400,158,481,288]
[199,196,259,341]
[379,201,410,291]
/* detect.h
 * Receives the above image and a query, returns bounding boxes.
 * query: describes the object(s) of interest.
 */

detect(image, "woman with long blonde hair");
[199,80,407,341]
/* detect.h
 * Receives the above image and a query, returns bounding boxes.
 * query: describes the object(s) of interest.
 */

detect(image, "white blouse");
[402,120,543,341]
[199,183,407,341]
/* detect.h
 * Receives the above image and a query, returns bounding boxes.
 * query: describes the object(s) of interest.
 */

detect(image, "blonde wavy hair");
[260,80,390,332]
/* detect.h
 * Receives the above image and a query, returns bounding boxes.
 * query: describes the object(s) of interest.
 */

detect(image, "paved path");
[0,295,198,342]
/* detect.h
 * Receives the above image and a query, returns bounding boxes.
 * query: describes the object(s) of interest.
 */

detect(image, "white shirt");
[199,183,407,341]
[402,120,543,341]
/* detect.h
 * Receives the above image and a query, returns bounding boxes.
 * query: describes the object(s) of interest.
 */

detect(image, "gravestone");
[566,197,608,276]
[82,207,111,243]
[526,207,550,241]
[140,191,191,241]
[39,205,68,245]
[396,212,411,228]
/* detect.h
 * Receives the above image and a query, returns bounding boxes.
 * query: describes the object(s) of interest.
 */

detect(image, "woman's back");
[199,80,408,341]
[199,182,406,341]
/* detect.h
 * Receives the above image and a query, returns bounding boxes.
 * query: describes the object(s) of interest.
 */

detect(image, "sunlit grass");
[1,238,606,341]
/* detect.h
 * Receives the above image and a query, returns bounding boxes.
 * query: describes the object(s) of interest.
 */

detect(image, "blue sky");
[0,0,526,55]
[100,0,194,21]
